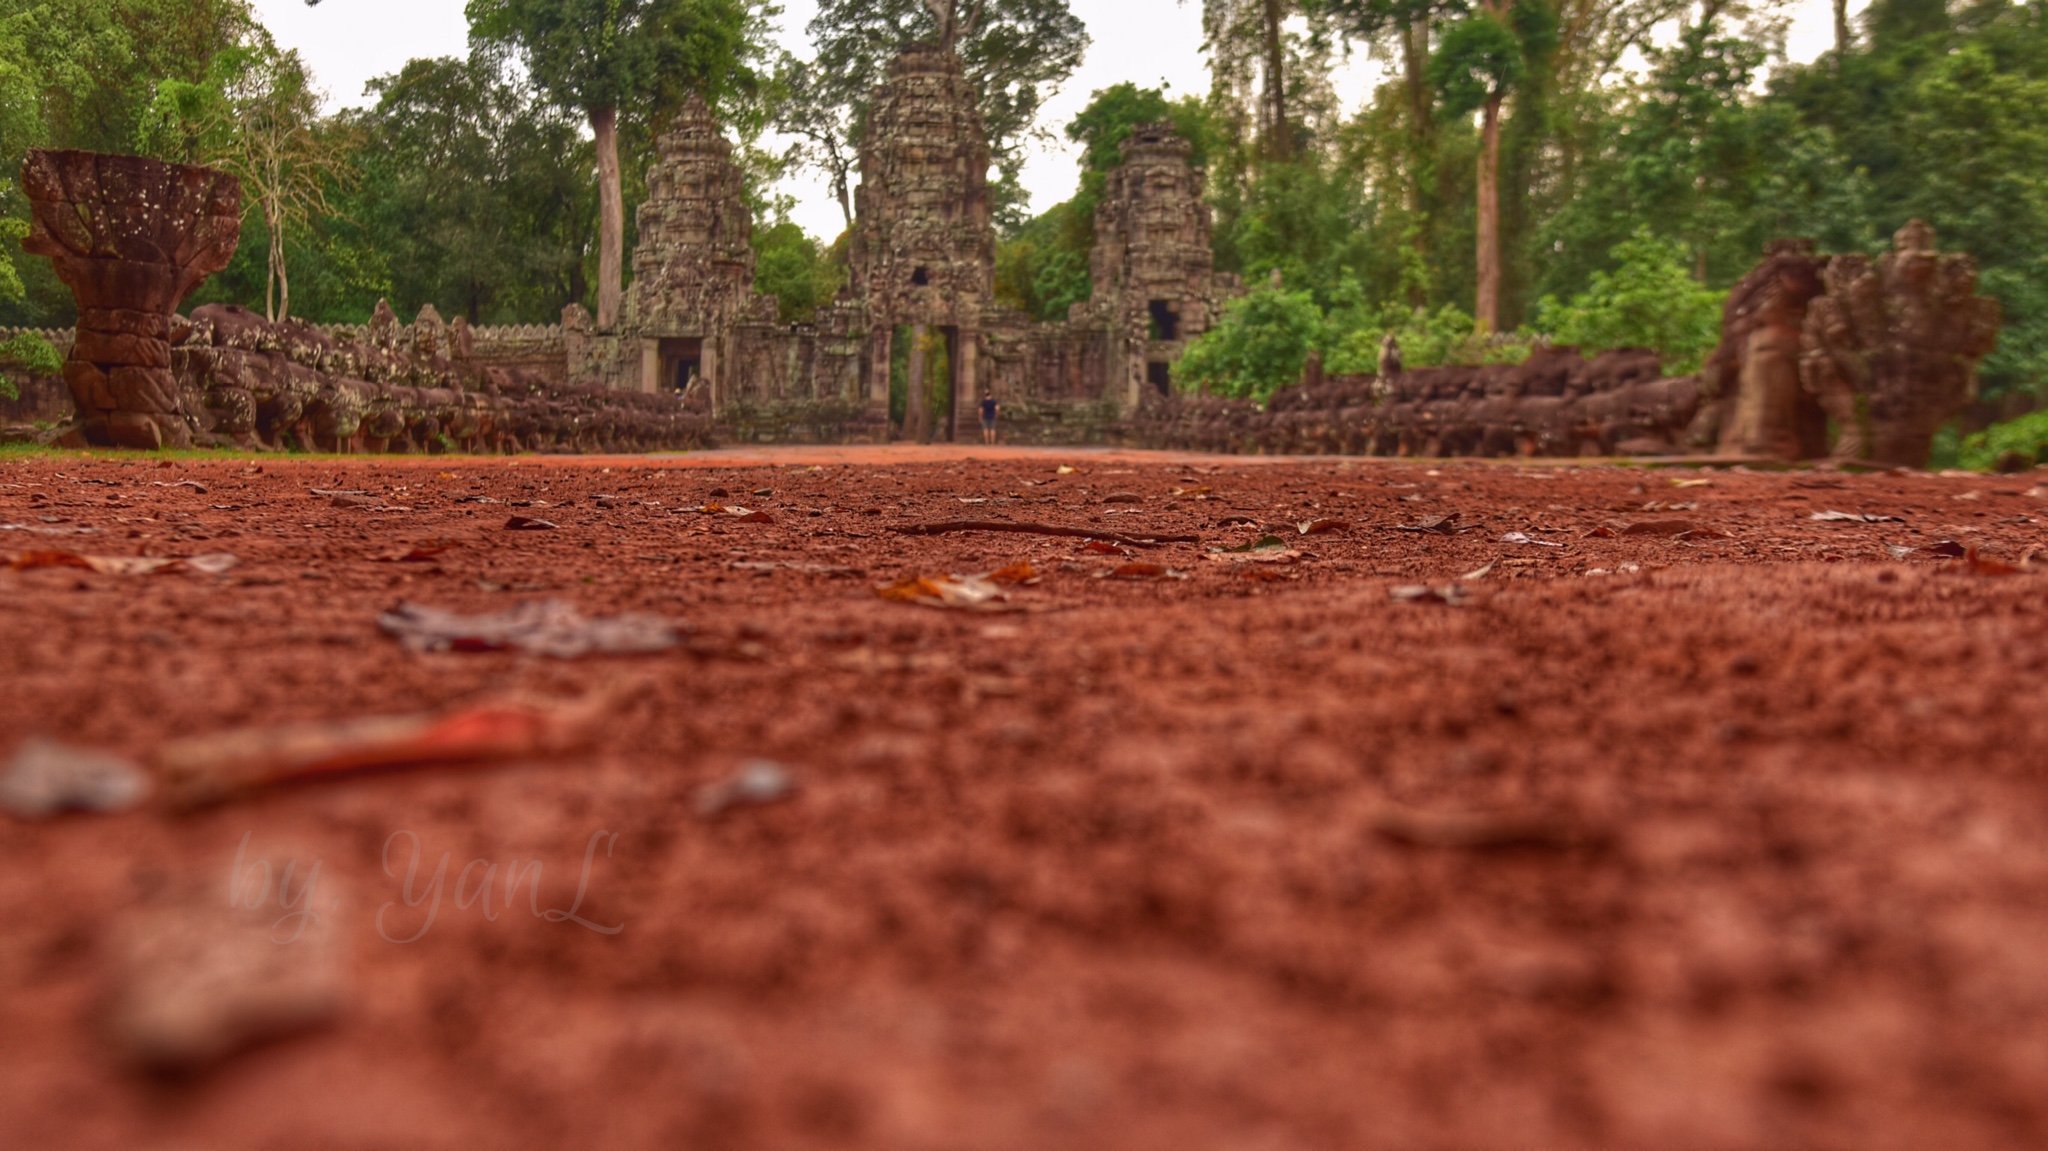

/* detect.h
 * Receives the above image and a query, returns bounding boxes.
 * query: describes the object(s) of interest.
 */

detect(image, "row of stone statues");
[20,148,711,455]
[173,302,710,454]
[1133,347,1701,457]
[1134,222,2000,466]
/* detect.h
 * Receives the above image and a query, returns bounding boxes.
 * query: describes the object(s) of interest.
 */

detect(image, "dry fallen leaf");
[985,561,1041,586]
[370,544,454,563]
[877,562,1038,611]
[1395,513,1473,535]
[379,600,684,657]
[1966,545,2021,576]
[695,760,797,818]
[109,895,346,1071]
[700,504,775,523]
[0,738,151,819]
[1812,510,1904,523]
[1390,584,1472,606]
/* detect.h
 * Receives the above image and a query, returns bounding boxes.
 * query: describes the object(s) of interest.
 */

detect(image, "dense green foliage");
[1172,286,1324,399]
[753,220,847,322]
[1960,408,2048,469]
[1532,231,1726,374]
[329,57,592,325]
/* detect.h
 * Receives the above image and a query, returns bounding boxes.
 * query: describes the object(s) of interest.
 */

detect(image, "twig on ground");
[890,521,1199,547]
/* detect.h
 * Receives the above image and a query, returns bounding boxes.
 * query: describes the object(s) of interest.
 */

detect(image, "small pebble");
[695,760,797,817]
[0,738,152,819]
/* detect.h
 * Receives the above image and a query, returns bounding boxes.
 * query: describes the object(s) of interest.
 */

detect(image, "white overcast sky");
[252,0,1860,241]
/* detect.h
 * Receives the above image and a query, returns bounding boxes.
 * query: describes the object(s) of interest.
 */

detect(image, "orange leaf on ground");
[1966,546,2021,576]
[156,686,634,808]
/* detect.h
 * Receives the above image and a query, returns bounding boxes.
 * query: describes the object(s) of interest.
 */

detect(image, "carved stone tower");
[624,94,761,403]
[850,44,995,440]
[1088,122,1229,406]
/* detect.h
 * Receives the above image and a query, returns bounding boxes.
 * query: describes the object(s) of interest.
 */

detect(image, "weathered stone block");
[73,330,171,369]
[81,307,173,339]
[106,365,179,413]
[61,360,114,410]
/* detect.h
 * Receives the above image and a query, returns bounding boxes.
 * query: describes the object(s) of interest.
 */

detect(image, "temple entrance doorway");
[888,324,957,442]
[658,337,703,394]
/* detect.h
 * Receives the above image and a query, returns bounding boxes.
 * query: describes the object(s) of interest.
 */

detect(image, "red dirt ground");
[4,446,2048,1150]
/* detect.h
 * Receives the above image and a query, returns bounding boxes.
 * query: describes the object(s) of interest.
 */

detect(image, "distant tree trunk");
[1401,16,1432,306]
[1476,92,1502,332]
[272,222,289,322]
[832,159,854,234]
[1834,0,1850,54]
[260,175,289,323]
[591,103,623,330]
[1262,0,1290,160]
[928,0,975,52]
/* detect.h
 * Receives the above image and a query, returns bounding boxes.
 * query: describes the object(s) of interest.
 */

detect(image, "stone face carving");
[19,149,241,448]
[851,45,994,332]
[1698,225,2001,465]
[1801,220,2001,466]
[851,44,995,441]
[628,93,760,340]
[1083,121,1238,405]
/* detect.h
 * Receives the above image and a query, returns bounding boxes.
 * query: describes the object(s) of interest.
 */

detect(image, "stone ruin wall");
[1132,224,2001,467]
[33,46,1992,464]
[12,146,711,453]
[567,46,1236,448]
[1134,347,1703,458]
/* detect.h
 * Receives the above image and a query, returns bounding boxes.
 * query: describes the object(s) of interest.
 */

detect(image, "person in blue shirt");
[979,393,999,444]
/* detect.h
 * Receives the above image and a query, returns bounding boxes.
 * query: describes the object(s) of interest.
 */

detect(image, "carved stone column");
[20,150,241,449]
[1801,220,2002,467]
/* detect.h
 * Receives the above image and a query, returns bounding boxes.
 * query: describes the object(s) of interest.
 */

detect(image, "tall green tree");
[341,56,593,324]
[1314,0,1456,301]
[465,0,774,330]
[0,0,256,328]
[1428,3,1525,331]
[1194,0,1321,160]
[149,39,354,321]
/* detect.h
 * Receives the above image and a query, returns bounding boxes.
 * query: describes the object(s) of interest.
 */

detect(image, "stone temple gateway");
[570,43,1240,444]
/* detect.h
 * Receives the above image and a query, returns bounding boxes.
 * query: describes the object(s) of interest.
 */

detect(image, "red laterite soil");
[3,446,2047,1149]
